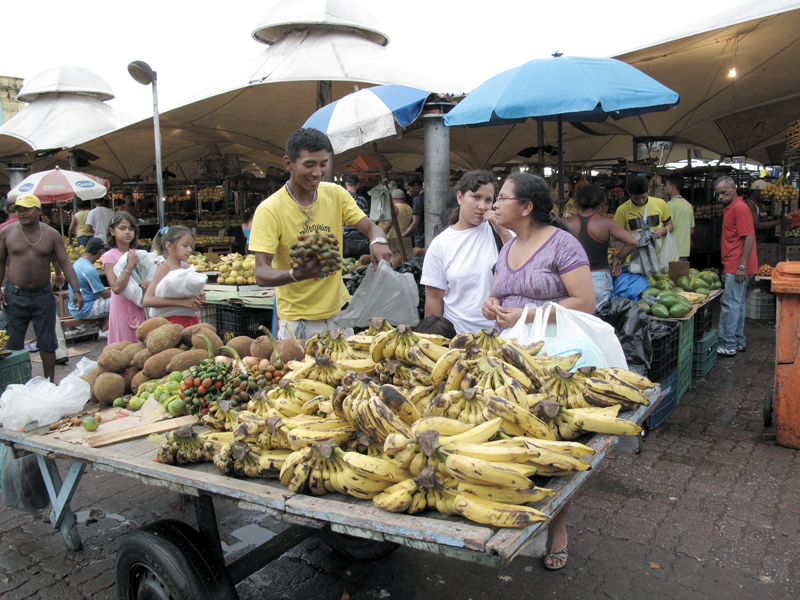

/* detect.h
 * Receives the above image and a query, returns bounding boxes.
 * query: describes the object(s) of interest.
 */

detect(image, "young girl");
[103,212,147,344]
[143,226,206,326]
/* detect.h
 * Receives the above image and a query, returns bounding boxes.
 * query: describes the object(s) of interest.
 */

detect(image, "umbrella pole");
[371,142,406,262]
[557,115,565,217]
[537,121,545,173]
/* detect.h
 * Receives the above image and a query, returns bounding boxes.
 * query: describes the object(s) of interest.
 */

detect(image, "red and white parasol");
[7,166,109,204]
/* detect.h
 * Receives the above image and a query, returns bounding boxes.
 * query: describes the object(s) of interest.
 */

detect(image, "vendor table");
[0,392,660,597]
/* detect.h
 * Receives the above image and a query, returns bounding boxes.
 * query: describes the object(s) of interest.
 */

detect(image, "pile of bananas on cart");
[0,329,8,352]
[157,320,652,528]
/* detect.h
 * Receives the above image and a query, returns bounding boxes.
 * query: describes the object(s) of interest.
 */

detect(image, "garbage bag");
[612,269,650,301]
[2,446,50,512]
[595,297,652,375]
[334,260,420,328]
[628,227,661,277]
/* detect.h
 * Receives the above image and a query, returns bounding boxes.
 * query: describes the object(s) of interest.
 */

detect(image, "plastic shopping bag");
[2,446,50,512]
[114,250,160,307]
[658,231,680,268]
[628,227,661,277]
[0,357,94,431]
[155,265,207,299]
[368,184,392,222]
[502,303,627,370]
[334,260,420,328]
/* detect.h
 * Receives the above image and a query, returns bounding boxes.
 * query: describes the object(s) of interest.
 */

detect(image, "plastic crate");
[646,369,677,430]
[678,316,694,360]
[693,302,713,338]
[198,303,217,329]
[676,351,692,402]
[649,325,679,381]
[692,329,718,378]
[0,350,33,396]
[745,288,776,321]
[215,304,272,342]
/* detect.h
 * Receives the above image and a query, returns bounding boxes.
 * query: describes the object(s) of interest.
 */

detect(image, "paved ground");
[0,312,797,599]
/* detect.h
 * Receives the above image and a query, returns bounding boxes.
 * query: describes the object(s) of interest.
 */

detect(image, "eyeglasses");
[495,196,518,203]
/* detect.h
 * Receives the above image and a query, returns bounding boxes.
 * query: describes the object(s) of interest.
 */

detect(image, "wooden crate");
[55,290,71,318]
[756,243,781,266]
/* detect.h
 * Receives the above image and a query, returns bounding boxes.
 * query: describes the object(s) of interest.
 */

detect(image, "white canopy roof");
[17,66,115,102]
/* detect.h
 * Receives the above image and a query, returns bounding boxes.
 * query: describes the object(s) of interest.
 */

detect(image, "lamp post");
[127,60,165,228]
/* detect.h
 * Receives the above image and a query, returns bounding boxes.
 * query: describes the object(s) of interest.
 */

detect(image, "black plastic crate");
[649,323,679,382]
[693,302,713,338]
[215,304,272,343]
[646,369,678,430]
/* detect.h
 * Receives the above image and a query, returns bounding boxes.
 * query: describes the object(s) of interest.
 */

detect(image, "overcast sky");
[1,0,750,119]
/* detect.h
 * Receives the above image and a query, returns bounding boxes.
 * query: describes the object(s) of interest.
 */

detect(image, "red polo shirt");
[721,197,757,275]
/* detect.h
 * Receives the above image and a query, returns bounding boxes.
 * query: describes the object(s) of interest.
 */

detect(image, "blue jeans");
[718,273,752,351]
[592,271,613,309]
[77,235,93,247]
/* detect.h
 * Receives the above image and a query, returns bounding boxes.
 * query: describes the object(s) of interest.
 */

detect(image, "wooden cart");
[0,396,659,599]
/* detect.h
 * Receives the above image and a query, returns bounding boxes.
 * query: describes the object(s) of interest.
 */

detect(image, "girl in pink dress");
[102,212,147,344]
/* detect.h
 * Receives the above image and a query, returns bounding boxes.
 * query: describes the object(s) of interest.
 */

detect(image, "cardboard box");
[668,261,690,283]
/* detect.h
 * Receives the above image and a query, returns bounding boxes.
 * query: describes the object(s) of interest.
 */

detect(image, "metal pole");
[557,115,565,216]
[68,149,79,215]
[423,111,450,245]
[372,142,406,262]
[537,121,545,173]
[151,73,165,228]
[5,162,29,189]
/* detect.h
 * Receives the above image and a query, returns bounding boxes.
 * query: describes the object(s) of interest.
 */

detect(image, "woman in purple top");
[482,173,595,330]
[481,172,594,572]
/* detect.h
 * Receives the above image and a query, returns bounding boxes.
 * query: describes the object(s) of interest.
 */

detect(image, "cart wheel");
[116,519,238,600]
[317,525,399,561]
[764,392,773,426]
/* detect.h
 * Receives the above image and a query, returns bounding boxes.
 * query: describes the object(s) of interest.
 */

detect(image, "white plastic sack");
[334,260,419,328]
[368,184,392,222]
[500,303,627,370]
[113,250,161,307]
[0,357,95,430]
[658,231,680,268]
[155,265,207,299]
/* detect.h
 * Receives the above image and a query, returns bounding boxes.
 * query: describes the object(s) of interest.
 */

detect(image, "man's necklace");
[18,222,43,247]
[285,184,317,226]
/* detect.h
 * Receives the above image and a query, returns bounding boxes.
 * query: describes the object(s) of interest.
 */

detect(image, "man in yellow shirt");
[614,175,673,241]
[250,128,392,339]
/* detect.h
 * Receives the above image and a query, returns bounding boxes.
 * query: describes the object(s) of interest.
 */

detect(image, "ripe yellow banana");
[416,338,449,362]
[292,378,336,397]
[456,482,555,505]
[430,349,464,384]
[372,483,415,513]
[379,385,422,426]
[484,395,556,441]
[445,453,536,488]
[562,409,643,436]
[341,451,410,483]
[346,334,374,351]
[338,358,378,374]
[411,416,473,437]
[443,441,540,463]
[452,491,549,528]
[370,330,393,362]
[439,416,502,445]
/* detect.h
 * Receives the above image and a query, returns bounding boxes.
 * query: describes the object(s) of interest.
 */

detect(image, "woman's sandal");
[543,547,568,570]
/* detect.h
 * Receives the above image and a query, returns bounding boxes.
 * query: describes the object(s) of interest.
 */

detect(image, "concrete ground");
[0,314,797,599]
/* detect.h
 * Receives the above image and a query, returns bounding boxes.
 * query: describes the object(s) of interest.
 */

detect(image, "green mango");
[636,300,651,314]
[689,268,700,277]
[710,272,721,283]
[711,281,722,290]
[642,287,661,297]
[659,294,680,308]
[655,280,670,291]
[651,303,671,318]
[660,266,670,275]
[677,276,691,291]
[676,295,693,309]
[694,287,710,296]
[699,272,714,285]
[669,303,691,318]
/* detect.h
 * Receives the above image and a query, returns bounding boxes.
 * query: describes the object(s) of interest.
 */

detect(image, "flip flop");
[543,547,568,570]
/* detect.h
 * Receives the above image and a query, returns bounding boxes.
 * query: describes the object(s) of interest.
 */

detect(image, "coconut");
[94,372,126,405]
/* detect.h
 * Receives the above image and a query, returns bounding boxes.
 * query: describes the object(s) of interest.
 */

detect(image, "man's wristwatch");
[369,237,389,248]
[738,265,746,271]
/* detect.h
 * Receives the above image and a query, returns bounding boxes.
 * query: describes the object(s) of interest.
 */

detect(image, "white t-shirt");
[421,221,499,335]
[86,206,113,239]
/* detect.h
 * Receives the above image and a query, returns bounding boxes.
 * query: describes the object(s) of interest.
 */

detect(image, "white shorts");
[86,296,111,320]
[277,317,353,340]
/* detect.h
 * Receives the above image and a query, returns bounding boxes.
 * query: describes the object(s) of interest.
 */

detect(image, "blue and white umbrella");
[303,85,430,154]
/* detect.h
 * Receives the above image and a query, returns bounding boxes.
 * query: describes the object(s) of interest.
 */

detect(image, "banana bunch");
[287,355,358,387]
[212,440,292,478]
[156,425,211,465]
[424,387,491,426]
[370,324,449,369]
[340,389,414,444]
[375,360,433,388]
[0,329,8,352]
[676,290,706,304]
[305,328,372,361]
[202,400,239,431]
[554,407,643,440]
[366,317,395,336]
[581,368,653,411]
[280,414,357,451]
[407,384,443,413]
[471,328,505,357]
[266,379,328,418]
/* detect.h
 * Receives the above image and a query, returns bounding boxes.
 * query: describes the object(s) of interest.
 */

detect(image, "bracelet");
[289,269,298,282]
[125,268,133,275]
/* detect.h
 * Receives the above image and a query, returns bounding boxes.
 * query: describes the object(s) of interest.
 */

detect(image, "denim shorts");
[592,271,613,308]
[3,282,57,352]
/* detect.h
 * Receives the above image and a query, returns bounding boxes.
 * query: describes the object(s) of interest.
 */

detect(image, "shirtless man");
[0,195,83,381]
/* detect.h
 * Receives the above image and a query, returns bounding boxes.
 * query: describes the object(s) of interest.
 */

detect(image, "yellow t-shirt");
[75,210,91,238]
[249,182,366,321]
[382,203,413,238]
[614,197,672,237]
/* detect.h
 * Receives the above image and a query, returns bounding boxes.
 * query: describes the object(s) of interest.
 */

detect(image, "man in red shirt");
[715,176,757,356]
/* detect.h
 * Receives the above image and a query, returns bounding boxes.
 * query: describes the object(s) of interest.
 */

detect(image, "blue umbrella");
[304,84,431,154]
[444,55,679,212]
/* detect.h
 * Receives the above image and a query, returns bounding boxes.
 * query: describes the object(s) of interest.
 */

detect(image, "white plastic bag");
[658,231,680,268]
[155,265,207,299]
[501,303,627,370]
[0,358,94,430]
[334,260,419,327]
[368,184,392,222]
[113,250,161,307]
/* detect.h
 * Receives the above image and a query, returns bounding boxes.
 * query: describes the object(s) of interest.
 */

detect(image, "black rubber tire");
[317,525,399,561]
[764,392,773,426]
[116,519,238,600]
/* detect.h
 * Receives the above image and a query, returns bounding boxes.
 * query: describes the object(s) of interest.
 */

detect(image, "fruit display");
[0,329,8,352]
[195,236,234,245]
[694,204,723,219]
[130,317,652,529]
[64,240,86,262]
[607,187,626,206]
[607,246,620,266]
[215,252,256,285]
[762,175,799,202]
[758,264,774,277]
[289,231,342,274]
[640,268,719,316]
[198,187,225,202]
[187,252,212,272]
[786,226,800,237]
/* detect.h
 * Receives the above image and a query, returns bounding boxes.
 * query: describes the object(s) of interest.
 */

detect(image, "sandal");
[543,547,568,570]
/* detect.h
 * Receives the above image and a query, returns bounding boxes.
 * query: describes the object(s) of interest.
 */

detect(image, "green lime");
[113,397,126,408]
[82,416,99,431]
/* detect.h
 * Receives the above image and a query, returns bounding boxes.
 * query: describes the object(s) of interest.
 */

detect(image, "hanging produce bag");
[334,260,420,328]
[628,209,661,277]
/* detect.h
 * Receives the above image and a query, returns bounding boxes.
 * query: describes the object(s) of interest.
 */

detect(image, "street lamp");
[127,60,165,228]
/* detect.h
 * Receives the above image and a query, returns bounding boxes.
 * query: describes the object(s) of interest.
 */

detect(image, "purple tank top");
[493,228,589,312]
